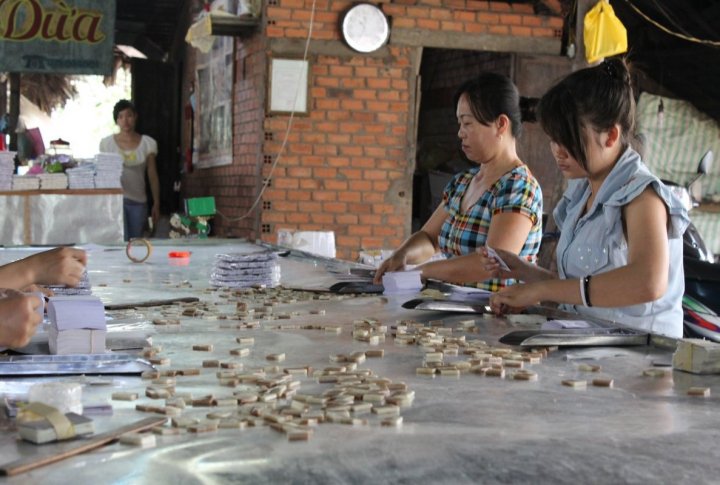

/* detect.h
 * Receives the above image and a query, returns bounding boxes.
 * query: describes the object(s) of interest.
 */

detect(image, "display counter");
[0,241,719,483]
[0,189,123,246]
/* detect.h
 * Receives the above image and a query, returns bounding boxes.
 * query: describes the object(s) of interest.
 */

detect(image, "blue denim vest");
[554,147,690,338]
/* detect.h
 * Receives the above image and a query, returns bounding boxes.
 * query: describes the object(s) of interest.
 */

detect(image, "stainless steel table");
[1,240,719,484]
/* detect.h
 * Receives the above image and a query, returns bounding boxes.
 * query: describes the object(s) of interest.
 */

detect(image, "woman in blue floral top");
[374,73,543,291]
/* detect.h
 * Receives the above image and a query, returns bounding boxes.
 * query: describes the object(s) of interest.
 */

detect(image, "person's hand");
[22,284,54,297]
[373,251,408,284]
[480,247,530,280]
[25,247,87,287]
[489,282,542,315]
[0,290,42,348]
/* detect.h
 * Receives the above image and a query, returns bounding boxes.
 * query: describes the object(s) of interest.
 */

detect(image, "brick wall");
[182,0,563,260]
[182,34,267,240]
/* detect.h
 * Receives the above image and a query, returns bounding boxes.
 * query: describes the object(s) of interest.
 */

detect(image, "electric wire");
[621,0,720,47]
[215,0,318,223]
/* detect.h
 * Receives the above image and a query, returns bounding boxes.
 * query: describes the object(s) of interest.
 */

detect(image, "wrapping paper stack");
[47,295,106,355]
[66,165,96,189]
[94,153,123,189]
[38,172,68,189]
[47,270,92,296]
[210,251,281,288]
[0,151,14,190]
[11,175,40,190]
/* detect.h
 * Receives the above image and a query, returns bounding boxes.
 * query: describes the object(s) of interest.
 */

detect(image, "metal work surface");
[1,240,719,484]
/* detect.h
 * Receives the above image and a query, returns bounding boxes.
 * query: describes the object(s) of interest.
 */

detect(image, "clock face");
[341,4,389,53]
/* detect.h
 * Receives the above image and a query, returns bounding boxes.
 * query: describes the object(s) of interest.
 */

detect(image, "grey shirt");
[99,135,157,203]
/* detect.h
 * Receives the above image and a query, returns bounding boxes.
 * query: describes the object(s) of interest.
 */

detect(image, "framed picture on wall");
[268,58,309,115]
[193,36,234,169]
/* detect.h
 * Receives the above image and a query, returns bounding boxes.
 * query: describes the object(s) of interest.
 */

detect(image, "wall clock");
[341,3,389,53]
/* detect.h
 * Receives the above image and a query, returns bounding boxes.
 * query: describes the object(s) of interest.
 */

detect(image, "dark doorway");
[131,58,182,216]
[413,49,572,234]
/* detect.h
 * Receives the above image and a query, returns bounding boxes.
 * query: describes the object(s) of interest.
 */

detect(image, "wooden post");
[8,73,20,151]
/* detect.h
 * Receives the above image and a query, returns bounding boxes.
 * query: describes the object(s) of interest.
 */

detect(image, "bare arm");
[491,188,669,309]
[373,203,447,283]
[147,152,161,224]
[416,211,534,284]
[0,248,87,291]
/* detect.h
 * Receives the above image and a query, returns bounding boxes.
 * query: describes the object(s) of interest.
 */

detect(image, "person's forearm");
[149,173,160,208]
[520,264,556,284]
[534,264,667,308]
[398,231,438,265]
[0,260,35,290]
[419,253,490,284]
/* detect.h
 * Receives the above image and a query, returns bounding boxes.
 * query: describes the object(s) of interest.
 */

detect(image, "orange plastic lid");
[168,251,191,258]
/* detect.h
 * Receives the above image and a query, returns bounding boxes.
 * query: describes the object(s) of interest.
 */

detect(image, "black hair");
[537,57,635,170]
[453,72,523,138]
[113,99,136,122]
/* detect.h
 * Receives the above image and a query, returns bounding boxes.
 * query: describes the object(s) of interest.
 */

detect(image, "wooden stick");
[105,297,199,310]
[0,416,167,476]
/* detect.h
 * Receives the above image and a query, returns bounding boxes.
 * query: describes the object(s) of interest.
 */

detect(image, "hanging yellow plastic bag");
[584,0,627,63]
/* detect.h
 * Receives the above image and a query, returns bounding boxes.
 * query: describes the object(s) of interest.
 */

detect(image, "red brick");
[336,235,360,248]
[522,15,543,27]
[299,179,321,190]
[338,191,362,203]
[359,214,382,225]
[373,204,397,215]
[328,157,351,167]
[324,202,348,213]
[355,66,379,78]
[349,180,372,191]
[373,226,399,237]
[340,99,365,110]
[267,6,292,19]
[465,23,487,34]
[532,27,555,37]
[327,134,351,144]
[363,192,385,203]
[286,190,311,201]
[364,147,387,158]
[315,99,340,110]
[489,2,512,11]
[337,214,359,225]
[511,25,533,36]
[263,212,286,223]
[274,178,299,189]
[417,18,440,29]
[477,12,499,23]
[488,24,509,35]
[273,200,298,211]
[313,191,337,201]
[312,213,335,224]
[324,179,347,191]
[360,237,385,249]
[424,8,449,20]
[287,167,312,178]
[348,203,371,214]
[392,17,417,28]
[512,3,534,14]
[341,77,366,89]
[287,212,311,223]
[298,201,322,213]
[500,14,523,25]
